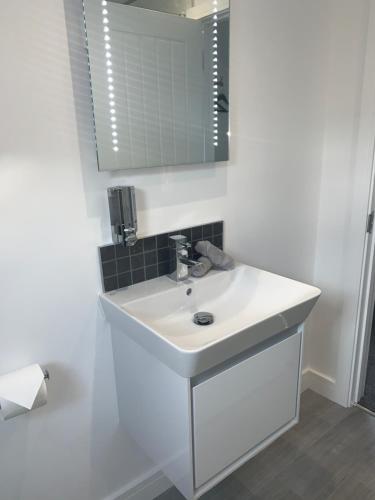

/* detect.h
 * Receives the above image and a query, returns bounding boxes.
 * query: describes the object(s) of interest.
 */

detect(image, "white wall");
[304,0,371,406]
[225,0,328,283]
[0,0,370,499]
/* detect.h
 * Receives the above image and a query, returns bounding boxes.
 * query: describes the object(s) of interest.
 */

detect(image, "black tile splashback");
[99,221,224,292]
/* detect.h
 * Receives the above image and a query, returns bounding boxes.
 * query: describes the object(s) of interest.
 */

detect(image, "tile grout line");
[100,222,224,292]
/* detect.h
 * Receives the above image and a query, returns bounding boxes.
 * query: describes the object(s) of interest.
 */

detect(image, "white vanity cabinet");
[111,324,303,500]
[192,332,301,488]
[103,263,319,498]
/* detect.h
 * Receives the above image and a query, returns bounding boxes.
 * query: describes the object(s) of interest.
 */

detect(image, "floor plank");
[360,307,375,412]
[154,390,375,500]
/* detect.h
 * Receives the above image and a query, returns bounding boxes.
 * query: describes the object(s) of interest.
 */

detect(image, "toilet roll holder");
[0,368,50,412]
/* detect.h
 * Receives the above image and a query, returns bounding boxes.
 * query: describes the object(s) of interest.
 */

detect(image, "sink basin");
[100,263,321,377]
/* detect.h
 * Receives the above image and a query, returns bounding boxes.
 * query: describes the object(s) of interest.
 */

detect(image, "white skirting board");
[302,367,337,401]
[103,467,171,500]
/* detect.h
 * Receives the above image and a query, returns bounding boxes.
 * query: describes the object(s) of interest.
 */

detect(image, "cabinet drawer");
[192,332,301,488]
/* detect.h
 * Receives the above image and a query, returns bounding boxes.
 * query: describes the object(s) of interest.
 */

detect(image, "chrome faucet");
[168,235,200,282]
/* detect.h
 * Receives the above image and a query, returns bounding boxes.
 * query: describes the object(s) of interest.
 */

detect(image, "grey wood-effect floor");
[360,308,375,412]
[154,389,375,500]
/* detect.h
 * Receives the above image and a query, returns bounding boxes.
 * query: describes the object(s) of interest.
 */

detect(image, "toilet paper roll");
[0,364,48,421]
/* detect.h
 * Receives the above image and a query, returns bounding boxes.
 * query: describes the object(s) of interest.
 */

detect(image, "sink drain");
[193,312,214,326]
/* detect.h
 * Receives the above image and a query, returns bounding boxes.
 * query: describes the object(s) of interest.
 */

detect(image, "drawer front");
[193,332,301,488]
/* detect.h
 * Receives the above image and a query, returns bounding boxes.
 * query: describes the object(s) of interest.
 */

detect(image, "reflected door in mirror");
[84,0,230,170]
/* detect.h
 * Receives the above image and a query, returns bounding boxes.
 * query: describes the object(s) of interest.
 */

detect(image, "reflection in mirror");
[84,0,230,170]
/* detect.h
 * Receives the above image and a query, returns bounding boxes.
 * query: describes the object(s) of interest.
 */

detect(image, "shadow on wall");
[1,416,28,499]
[89,310,155,499]
[62,0,228,242]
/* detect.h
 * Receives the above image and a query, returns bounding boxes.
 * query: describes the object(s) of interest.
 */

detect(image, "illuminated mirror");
[84,0,230,170]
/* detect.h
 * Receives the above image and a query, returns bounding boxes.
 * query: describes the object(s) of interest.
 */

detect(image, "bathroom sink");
[100,263,321,377]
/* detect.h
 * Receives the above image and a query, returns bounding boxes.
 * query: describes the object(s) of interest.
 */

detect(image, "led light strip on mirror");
[101,0,119,152]
[212,0,218,147]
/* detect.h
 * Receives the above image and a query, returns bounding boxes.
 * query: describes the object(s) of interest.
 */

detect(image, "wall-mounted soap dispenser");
[107,186,138,246]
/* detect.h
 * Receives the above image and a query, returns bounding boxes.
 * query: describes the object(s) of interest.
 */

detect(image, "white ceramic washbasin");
[100,263,321,377]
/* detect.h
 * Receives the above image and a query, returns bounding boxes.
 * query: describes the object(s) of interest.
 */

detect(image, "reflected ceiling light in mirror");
[101,0,119,152]
[212,0,218,147]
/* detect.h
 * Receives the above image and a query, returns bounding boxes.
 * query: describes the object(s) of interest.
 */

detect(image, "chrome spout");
[168,235,200,282]
[178,256,200,267]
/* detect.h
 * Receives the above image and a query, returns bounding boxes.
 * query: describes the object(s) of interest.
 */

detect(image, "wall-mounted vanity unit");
[83,0,230,171]
[100,262,321,499]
